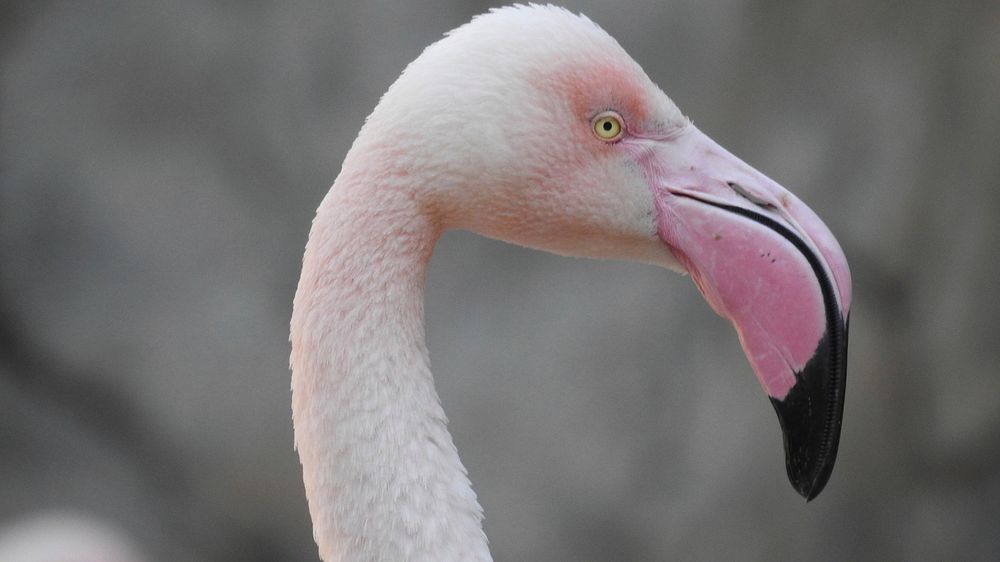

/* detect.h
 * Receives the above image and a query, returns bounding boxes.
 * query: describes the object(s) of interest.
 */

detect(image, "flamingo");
[290,5,852,561]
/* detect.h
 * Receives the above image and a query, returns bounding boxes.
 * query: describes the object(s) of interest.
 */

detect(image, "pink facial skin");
[627,127,852,400]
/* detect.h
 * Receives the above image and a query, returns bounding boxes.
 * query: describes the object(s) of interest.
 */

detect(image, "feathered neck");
[290,164,491,562]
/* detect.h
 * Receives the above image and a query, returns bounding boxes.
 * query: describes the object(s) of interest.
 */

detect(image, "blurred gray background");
[2,1,998,560]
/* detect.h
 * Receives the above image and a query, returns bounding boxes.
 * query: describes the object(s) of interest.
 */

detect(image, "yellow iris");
[592,112,623,141]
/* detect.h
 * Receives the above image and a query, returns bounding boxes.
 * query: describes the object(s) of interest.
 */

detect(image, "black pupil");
[603,121,613,131]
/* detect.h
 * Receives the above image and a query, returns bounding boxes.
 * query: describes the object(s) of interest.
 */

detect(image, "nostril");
[728,181,774,208]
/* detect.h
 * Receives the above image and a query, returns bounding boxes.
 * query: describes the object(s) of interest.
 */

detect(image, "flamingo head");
[354,5,852,500]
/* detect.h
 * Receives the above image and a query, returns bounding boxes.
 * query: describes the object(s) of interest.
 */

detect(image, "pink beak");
[648,126,852,500]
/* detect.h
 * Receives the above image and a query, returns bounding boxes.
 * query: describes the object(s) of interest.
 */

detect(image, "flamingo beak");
[649,126,852,501]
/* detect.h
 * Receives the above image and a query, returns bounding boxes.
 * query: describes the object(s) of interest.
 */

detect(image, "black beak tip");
[790,455,834,503]
[770,315,848,502]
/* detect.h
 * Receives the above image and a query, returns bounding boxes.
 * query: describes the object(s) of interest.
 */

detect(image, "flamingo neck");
[290,167,491,562]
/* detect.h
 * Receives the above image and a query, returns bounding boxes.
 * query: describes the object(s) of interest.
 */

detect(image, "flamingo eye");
[592,112,623,141]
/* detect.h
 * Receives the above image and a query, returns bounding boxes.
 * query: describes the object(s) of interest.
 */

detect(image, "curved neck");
[290,167,490,562]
